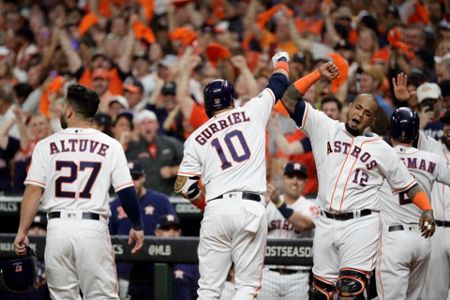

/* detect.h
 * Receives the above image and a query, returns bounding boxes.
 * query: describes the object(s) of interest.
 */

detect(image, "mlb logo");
[13,262,23,273]
[213,98,221,107]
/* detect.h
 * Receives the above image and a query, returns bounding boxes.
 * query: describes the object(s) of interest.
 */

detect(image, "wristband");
[274,61,289,73]
[412,191,432,211]
[277,202,294,219]
[294,69,321,94]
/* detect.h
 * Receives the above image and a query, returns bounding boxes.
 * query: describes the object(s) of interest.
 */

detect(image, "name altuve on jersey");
[195,111,250,145]
[49,139,110,156]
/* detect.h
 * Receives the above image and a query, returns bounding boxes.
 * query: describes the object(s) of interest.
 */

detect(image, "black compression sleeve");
[117,186,144,230]
[267,73,290,102]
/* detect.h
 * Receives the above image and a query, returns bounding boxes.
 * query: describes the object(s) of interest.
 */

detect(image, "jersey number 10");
[55,160,101,199]
[211,130,251,170]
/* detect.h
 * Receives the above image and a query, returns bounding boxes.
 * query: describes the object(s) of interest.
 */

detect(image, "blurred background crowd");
[0,0,449,199]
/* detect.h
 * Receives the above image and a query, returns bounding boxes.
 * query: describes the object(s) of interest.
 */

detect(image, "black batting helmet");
[0,247,39,292]
[204,79,237,118]
[390,107,420,142]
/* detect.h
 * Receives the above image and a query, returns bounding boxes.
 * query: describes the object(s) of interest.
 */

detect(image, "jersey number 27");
[55,160,101,199]
[211,130,251,170]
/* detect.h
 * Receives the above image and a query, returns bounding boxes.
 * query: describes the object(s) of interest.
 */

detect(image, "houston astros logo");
[13,262,23,273]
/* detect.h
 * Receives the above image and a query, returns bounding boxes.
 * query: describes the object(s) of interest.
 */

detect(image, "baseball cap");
[157,214,181,229]
[92,68,110,80]
[440,110,450,124]
[417,82,441,103]
[134,109,157,123]
[109,95,129,109]
[31,214,47,230]
[123,78,144,94]
[333,6,353,20]
[284,162,308,178]
[127,160,145,176]
[161,82,176,96]
[94,112,112,126]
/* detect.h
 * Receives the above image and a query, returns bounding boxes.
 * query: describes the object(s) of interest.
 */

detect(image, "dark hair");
[0,85,16,104]
[321,95,342,111]
[66,84,100,120]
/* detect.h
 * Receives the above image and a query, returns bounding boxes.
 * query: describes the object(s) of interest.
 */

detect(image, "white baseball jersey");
[266,195,319,269]
[298,103,416,211]
[25,127,133,216]
[380,144,450,225]
[266,196,319,239]
[178,88,276,200]
[418,131,450,221]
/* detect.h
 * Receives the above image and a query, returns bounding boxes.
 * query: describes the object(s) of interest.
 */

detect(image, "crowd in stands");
[0,0,448,198]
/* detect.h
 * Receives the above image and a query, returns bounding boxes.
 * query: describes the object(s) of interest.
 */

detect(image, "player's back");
[381,145,448,224]
[27,128,132,216]
[184,93,273,200]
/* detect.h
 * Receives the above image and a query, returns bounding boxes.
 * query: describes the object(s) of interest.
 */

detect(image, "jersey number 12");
[211,130,251,170]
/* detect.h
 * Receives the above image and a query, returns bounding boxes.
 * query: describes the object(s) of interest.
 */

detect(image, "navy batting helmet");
[0,247,39,292]
[203,79,237,118]
[390,107,420,142]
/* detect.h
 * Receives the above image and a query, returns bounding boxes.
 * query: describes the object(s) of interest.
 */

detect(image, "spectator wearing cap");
[123,77,146,113]
[358,65,394,117]
[126,110,184,195]
[91,68,115,112]
[93,112,113,137]
[109,160,175,300]
[261,162,320,299]
[417,82,445,140]
[108,95,129,117]
[154,214,200,300]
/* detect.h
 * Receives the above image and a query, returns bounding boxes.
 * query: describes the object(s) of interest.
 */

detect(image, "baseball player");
[418,109,450,300]
[259,162,319,300]
[376,108,450,300]
[13,84,144,300]
[278,69,436,299]
[174,51,293,299]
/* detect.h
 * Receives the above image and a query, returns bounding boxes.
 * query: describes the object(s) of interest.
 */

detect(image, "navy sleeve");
[108,201,118,234]
[117,187,144,230]
[300,137,312,152]
[266,73,290,102]
[291,101,306,127]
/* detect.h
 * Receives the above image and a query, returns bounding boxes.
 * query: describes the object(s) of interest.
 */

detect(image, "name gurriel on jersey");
[49,139,110,156]
[195,111,251,145]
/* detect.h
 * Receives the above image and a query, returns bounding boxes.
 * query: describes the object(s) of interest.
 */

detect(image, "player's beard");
[60,113,68,129]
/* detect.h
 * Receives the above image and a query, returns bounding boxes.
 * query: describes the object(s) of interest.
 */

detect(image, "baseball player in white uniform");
[278,70,436,299]
[259,162,319,300]
[375,108,450,300]
[418,109,450,300]
[174,52,294,300]
[13,84,144,300]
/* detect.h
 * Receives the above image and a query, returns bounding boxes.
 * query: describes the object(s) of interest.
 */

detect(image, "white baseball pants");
[45,214,119,300]
[258,267,310,299]
[197,194,267,300]
[376,224,430,300]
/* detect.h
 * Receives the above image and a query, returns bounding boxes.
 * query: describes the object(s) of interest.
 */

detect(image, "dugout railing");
[0,234,313,299]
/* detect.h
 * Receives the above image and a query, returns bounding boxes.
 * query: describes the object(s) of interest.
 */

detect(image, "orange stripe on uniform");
[329,137,354,210]
[338,138,381,210]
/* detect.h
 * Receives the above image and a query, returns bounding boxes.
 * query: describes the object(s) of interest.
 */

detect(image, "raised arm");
[58,27,83,73]
[281,62,339,115]
[117,17,136,73]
